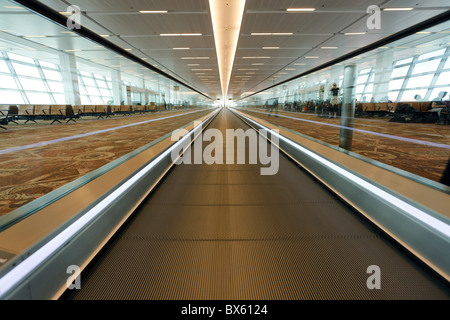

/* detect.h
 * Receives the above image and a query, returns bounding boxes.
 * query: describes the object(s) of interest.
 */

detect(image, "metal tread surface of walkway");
[65,108,450,300]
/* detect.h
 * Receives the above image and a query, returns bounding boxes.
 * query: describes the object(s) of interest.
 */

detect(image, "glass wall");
[0,51,64,104]
[78,70,113,105]
[0,48,211,107]
[237,20,450,186]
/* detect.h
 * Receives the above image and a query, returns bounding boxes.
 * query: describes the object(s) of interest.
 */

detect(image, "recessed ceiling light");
[383,8,414,11]
[161,33,202,36]
[321,46,338,49]
[251,33,293,36]
[139,10,168,13]
[344,32,366,35]
[173,47,190,50]
[64,49,81,52]
[263,47,280,49]
[181,57,210,60]
[192,68,213,71]
[285,68,296,71]
[286,8,315,12]
[294,63,306,65]
[305,56,319,58]
[252,63,264,65]
[100,34,111,37]
[24,35,47,38]
[416,32,431,34]
[188,64,200,66]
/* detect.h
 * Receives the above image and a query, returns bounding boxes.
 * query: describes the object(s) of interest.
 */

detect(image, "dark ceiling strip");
[240,9,450,101]
[11,0,212,100]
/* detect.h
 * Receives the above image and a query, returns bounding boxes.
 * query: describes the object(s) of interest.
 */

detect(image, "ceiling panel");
[241,13,365,35]
[40,0,209,12]
[247,0,384,10]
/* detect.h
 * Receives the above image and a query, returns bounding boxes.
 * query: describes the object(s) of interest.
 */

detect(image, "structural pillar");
[372,50,394,102]
[111,70,123,105]
[59,53,81,106]
[339,64,357,151]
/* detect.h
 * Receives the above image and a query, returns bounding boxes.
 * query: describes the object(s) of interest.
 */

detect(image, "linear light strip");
[0,111,219,298]
[0,110,205,156]
[245,110,450,150]
[234,110,450,238]
[209,0,246,100]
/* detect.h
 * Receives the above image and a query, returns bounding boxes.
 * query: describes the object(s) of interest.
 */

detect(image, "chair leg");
[51,118,62,125]
[1,125,7,130]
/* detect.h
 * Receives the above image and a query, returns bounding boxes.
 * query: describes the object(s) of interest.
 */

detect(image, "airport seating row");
[355,101,450,114]
[0,103,168,128]
[356,101,449,124]
[253,100,449,124]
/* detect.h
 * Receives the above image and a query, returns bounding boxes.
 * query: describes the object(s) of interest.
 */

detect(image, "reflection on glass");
[237,20,450,187]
